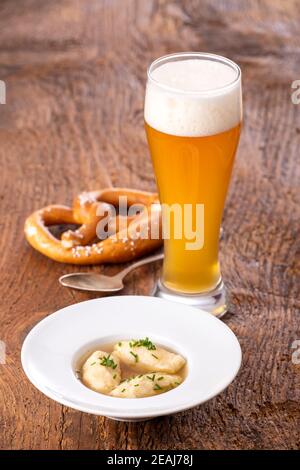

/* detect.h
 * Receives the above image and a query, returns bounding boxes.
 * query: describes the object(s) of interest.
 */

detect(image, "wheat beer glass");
[144,53,242,316]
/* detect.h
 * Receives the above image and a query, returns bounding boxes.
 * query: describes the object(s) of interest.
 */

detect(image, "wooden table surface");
[0,0,299,450]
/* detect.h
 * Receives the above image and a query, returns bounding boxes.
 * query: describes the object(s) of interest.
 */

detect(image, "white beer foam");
[144,58,242,137]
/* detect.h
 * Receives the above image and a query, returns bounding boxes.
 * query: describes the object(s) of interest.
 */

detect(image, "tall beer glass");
[144,53,242,316]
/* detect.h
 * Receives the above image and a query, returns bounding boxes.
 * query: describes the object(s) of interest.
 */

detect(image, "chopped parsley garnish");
[100,354,117,369]
[134,384,139,387]
[153,383,163,391]
[151,354,158,359]
[130,337,156,350]
[130,351,139,363]
[157,376,164,381]
[121,388,126,393]
[174,381,180,385]
[90,362,96,366]
[118,342,122,347]
[113,374,117,379]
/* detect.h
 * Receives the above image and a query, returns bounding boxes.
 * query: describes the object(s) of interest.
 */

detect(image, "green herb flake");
[151,354,159,359]
[130,351,139,363]
[153,383,163,391]
[118,342,122,347]
[134,384,139,387]
[147,374,156,382]
[90,362,96,366]
[113,374,117,379]
[130,337,156,350]
[100,354,118,370]
[121,388,126,393]
[157,376,164,381]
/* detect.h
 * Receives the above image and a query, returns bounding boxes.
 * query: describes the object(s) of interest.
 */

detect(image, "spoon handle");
[116,251,164,280]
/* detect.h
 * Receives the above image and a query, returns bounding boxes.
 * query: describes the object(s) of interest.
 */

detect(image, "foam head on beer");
[144,57,242,137]
[144,54,242,294]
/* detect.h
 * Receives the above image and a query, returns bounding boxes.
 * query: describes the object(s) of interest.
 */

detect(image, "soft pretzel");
[24,188,162,264]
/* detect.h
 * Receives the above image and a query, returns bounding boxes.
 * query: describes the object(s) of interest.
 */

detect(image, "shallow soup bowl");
[21,296,242,421]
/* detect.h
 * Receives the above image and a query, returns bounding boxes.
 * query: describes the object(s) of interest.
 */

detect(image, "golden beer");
[144,53,242,313]
[145,122,241,293]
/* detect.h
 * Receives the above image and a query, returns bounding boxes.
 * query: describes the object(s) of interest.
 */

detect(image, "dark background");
[0,0,299,450]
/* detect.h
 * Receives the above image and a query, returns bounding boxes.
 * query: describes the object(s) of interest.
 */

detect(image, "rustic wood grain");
[0,0,299,450]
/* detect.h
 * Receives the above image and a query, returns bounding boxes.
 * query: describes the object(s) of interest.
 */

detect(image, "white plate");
[21,296,242,421]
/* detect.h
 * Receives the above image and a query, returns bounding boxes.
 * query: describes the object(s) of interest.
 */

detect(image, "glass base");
[152,279,228,318]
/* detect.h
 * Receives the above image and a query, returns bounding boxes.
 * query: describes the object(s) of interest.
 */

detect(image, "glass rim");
[147,52,241,96]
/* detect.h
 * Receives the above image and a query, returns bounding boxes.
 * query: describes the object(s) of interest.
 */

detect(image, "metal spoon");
[59,252,164,292]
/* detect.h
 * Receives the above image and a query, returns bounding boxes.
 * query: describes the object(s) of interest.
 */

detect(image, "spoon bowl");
[59,273,124,292]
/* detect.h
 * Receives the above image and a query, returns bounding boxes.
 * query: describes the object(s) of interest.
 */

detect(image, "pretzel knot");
[24,188,162,264]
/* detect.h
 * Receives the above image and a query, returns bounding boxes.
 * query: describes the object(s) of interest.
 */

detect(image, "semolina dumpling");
[81,350,121,394]
[110,372,182,398]
[114,339,185,374]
